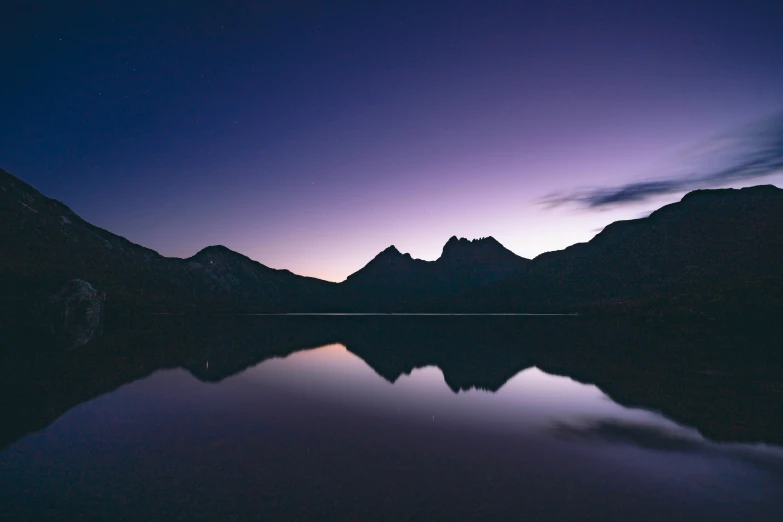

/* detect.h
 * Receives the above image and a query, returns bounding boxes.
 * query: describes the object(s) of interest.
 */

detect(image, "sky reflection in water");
[1,344,782,521]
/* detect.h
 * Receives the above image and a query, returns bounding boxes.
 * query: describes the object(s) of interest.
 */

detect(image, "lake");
[1,316,782,521]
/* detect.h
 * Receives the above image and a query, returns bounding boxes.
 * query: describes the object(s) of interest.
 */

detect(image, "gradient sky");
[2,1,782,281]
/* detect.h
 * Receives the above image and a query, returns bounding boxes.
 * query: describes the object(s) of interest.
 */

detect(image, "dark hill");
[454,185,783,316]
[0,168,336,316]
[185,245,336,310]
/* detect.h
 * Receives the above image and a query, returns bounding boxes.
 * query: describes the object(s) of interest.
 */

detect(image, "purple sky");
[2,1,782,280]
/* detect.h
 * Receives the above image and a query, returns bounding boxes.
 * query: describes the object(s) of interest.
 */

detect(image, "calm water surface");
[1,341,782,521]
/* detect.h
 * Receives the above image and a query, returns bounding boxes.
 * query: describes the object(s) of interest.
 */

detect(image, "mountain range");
[2,167,782,318]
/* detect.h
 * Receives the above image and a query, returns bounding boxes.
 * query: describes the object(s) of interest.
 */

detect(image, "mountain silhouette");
[0,168,336,317]
[451,185,783,315]
[436,236,530,287]
[342,237,529,308]
[186,244,337,309]
[2,166,782,318]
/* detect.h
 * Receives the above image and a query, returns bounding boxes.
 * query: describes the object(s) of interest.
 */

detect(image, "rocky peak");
[377,245,402,257]
[439,236,522,265]
[370,245,413,266]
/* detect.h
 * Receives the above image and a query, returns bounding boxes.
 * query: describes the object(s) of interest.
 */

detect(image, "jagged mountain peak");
[368,245,413,262]
[444,235,500,245]
[377,245,402,256]
[442,235,501,252]
[438,235,528,265]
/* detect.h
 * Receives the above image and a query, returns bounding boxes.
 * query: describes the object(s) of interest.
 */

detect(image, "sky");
[1,0,782,281]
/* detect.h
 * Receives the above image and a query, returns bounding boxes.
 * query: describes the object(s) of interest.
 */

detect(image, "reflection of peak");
[4,314,783,452]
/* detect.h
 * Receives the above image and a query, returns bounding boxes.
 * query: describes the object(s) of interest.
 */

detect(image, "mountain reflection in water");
[1,316,782,521]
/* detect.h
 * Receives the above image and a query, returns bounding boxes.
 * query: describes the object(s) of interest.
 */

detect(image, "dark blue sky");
[2,1,782,280]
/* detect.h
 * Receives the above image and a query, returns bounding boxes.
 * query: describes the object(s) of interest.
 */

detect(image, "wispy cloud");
[543,112,783,209]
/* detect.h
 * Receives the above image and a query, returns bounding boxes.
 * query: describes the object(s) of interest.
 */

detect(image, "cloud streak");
[543,112,783,209]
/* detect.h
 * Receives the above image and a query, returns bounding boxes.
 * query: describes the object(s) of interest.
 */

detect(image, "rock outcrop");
[49,279,105,349]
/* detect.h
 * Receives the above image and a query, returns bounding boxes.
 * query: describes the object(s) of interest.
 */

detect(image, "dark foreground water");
[1,316,782,521]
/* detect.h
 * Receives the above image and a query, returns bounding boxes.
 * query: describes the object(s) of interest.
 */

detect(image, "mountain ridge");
[2,167,782,317]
